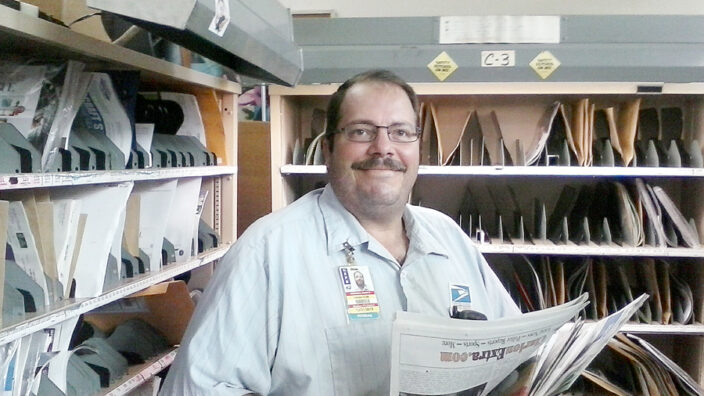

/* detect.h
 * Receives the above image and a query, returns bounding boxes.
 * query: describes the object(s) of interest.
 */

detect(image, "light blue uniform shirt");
[161,185,520,396]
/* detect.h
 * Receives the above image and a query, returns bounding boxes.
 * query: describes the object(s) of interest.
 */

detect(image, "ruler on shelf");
[100,348,178,396]
[0,167,237,190]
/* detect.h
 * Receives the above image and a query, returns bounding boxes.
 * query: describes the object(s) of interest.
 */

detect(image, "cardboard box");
[24,0,111,42]
[84,280,195,345]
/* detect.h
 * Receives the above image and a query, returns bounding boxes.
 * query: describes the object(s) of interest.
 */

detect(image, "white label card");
[439,16,560,44]
[209,0,231,37]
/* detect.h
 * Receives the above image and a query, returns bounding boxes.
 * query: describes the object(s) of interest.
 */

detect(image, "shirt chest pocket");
[324,320,392,396]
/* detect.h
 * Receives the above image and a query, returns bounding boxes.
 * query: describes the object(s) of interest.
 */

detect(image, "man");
[161,70,520,395]
[353,270,368,291]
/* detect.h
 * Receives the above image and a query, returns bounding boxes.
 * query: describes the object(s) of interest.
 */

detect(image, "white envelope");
[164,177,202,262]
[132,179,178,272]
[51,182,133,298]
[6,201,49,306]
[51,199,82,298]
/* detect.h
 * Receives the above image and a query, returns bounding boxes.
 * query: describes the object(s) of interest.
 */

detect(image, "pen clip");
[451,306,487,321]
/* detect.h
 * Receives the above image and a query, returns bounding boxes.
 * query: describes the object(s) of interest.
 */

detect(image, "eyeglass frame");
[329,122,422,143]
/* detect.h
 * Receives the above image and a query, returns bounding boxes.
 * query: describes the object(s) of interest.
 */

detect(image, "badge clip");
[342,241,355,265]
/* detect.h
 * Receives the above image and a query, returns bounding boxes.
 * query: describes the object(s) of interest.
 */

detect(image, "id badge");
[338,266,379,321]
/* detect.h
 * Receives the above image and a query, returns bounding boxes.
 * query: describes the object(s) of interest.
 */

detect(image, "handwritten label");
[481,51,515,67]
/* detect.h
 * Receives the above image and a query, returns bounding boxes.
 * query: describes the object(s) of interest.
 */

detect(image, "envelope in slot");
[542,104,577,166]
[615,333,679,395]
[566,258,589,303]
[430,102,473,166]
[547,185,579,242]
[652,186,700,247]
[595,260,608,318]
[459,110,487,166]
[638,258,662,324]
[613,181,644,247]
[421,102,440,165]
[656,260,672,325]
[492,102,561,166]
[616,99,641,167]
[669,269,693,324]
[478,110,510,166]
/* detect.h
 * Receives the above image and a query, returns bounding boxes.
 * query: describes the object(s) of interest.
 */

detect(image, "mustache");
[351,157,407,172]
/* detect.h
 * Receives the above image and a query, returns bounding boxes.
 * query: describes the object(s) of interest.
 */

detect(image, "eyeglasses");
[335,122,421,143]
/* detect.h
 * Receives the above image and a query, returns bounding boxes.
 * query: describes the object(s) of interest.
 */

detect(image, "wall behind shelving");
[278,0,704,17]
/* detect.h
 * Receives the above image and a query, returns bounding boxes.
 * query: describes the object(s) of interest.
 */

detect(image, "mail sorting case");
[0,5,238,394]
[268,82,704,389]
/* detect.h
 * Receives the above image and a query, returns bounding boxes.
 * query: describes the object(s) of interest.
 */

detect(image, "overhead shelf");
[0,5,240,93]
[291,15,704,84]
[270,82,704,96]
[87,0,303,86]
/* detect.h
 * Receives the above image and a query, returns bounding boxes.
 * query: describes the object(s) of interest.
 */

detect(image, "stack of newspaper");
[390,293,655,396]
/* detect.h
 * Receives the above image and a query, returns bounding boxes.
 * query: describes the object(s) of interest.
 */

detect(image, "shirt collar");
[403,206,449,258]
[320,184,370,256]
[320,184,448,258]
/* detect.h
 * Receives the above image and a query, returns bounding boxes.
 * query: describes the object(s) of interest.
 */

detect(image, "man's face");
[354,271,365,288]
[323,82,419,216]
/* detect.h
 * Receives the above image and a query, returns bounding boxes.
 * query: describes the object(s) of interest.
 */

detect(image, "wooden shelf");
[0,245,229,347]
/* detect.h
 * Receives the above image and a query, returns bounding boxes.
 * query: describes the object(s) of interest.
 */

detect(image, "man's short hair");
[324,69,420,150]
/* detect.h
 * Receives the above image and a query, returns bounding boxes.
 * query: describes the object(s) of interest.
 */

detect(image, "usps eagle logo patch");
[450,284,471,303]
[449,283,472,313]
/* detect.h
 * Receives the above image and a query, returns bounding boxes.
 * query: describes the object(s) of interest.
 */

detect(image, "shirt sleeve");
[475,249,523,318]
[160,237,278,395]
[440,210,522,319]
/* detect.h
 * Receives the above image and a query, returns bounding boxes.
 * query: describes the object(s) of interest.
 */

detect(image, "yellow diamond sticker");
[529,51,561,80]
[427,51,458,82]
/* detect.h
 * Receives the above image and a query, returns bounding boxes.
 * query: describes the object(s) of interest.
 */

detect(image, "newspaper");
[0,64,46,135]
[390,293,648,396]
